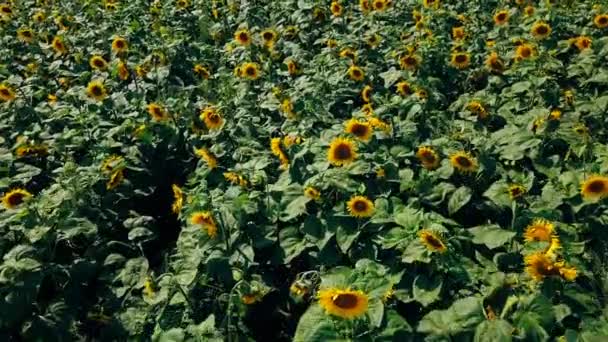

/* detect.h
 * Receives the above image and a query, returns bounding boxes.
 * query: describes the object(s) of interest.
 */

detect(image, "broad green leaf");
[474,319,513,342]
[469,225,516,249]
[448,186,472,215]
[413,275,442,307]
[293,304,340,342]
[418,296,484,336]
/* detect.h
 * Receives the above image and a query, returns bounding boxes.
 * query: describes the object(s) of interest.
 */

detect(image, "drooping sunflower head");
[347,195,375,218]
[593,14,608,29]
[200,107,223,130]
[52,36,67,54]
[112,37,128,53]
[327,137,357,166]
[525,252,558,282]
[467,101,488,119]
[171,184,183,214]
[347,65,365,82]
[0,83,16,102]
[396,81,411,96]
[89,55,108,70]
[361,85,372,103]
[285,59,298,75]
[450,51,470,69]
[531,22,552,39]
[194,147,218,169]
[2,188,32,209]
[449,151,478,173]
[317,288,369,319]
[485,52,504,73]
[117,61,130,80]
[147,103,168,121]
[507,184,526,200]
[240,62,260,80]
[106,169,124,190]
[515,43,535,60]
[452,26,465,40]
[193,64,210,79]
[574,36,592,51]
[416,146,440,170]
[17,28,34,43]
[339,48,357,60]
[581,175,608,201]
[86,80,108,101]
[493,10,509,25]
[524,219,555,243]
[418,229,447,253]
[330,1,343,16]
[345,118,373,142]
[190,211,218,238]
[304,187,321,200]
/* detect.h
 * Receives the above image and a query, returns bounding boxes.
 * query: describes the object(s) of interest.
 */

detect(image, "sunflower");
[485,52,504,73]
[525,252,559,281]
[318,288,368,319]
[193,64,210,79]
[33,12,45,23]
[524,219,555,243]
[366,33,381,48]
[176,0,189,9]
[17,28,34,43]
[515,43,534,60]
[86,80,108,101]
[285,59,298,76]
[452,26,465,40]
[418,229,447,253]
[224,172,248,187]
[2,188,32,209]
[283,25,298,40]
[0,4,12,17]
[450,151,478,173]
[371,0,388,12]
[422,0,438,9]
[574,36,592,51]
[493,10,509,25]
[593,14,608,29]
[581,175,608,201]
[345,119,373,142]
[359,0,370,13]
[106,169,124,190]
[0,83,16,102]
[101,155,124,174]
[200,107,223,130]
[524,5,535,16]
[347,65,365,81]
[117,60,129,80]
[545,236,561,258]
[330,1,342,16]
[190,211,218,238]
[339,48,357,61]
[361,85,372,103]
[327,137,357,166]
[147,103,168,121]
[508,184,526,200]
[399,54,420,70]
[52,36,67,54]
[270,138,289,168]
[347,195,375,218]
[549,109,561,121]
[416,146,440,170]
[361,103,374,116]
[450,52,470,69]
[531,22,551,40]
[240,62,260,80]
[194,147,218,169]
[112,37,128,54]
[396,81,412,96]
[261,29,278,47]
[304,187,321,200]
[89,55,108,70]
[171,184,183,214]
[283,135,303,147]
[555,261,577,281]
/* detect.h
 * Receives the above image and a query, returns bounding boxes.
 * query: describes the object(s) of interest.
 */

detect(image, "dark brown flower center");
[351,124,369,137]
[1,7,11,14]
[94,59,105,67]
[0,88,10,97]
[535,25,549,35]
[404,56,417,66]
[263,32,274,41]
[510,187,523,197]
[245,66,256,76]
[7,193,25,206]
[599,17,608,25]
[115,40,125,48]
[352,69,362,78]
[496,13,506,21]
[332,293,359,309]
[520,47,531,57]
[21,31,33,38]
[208,113,220,124]
[455,54,467,63]
[333,143,352,160]
[91,85,103,96]
[587,180,605,193]
[425,235,444,249]
[455,156,472,167]
[421,151,436,163]
[238,32,249,42]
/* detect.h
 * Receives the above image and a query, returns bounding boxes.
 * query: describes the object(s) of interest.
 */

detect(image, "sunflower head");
[531,22,552,39]
[594,14,608,29]
[176,0,189,9]
[451,52,470,69]
[524,219,555,243]
[171,184,183,214]
[347,65,365,81]
[330,1,343,16]
[90,55,108,70]
[194,147,218,169]
[193,64,210,79]
[86,80,108,101]
[0,83,16,102]
[339,48,357,60]
[416,146,440,170]
[574,36,592,51]
[399,54,420,70]
[52,36,67,54]
[2,188,32,209]
[452,26,465,40]
[285,59,298,75]
[525,252,558,281]
[345,119,373,142]
[494,10,509,25]
[581,175,608,201]
[200,107,223,130]
[317,288,369,319]
[419,229,447,253]
[240,62,260,80]
[366,33,381,48]
[507,184,526,200]
[396,81,411,96]
[524,5,535,16]
[112,37,128,53]
[327,137,357,166]
[190,211,218,238]
[449,151,478,173]
[17,28,34,43]
[304,187,321,200]
[359,0,370,13]
[261,29,278,47]
[106,169,124,189]
[361,85,372,103]
[372,0,388,11]
[347,195,375,218]
[515,43,535,60]
[485,52,504,73]
[147,103,168,121]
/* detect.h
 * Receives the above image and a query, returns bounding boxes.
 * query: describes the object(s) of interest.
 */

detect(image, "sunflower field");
[3,0,608,340]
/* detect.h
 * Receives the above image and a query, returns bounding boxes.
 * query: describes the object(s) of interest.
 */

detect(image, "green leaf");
[280,195,311,222]
[394,207,424,229]
[413,275,442,307]
[293,304,340,342]
[474,319,513,342]
[469,225,516,249]
[448,186,472,215]
[418,296,484,336]
[377,309,413,340]
[153,328,185,342]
